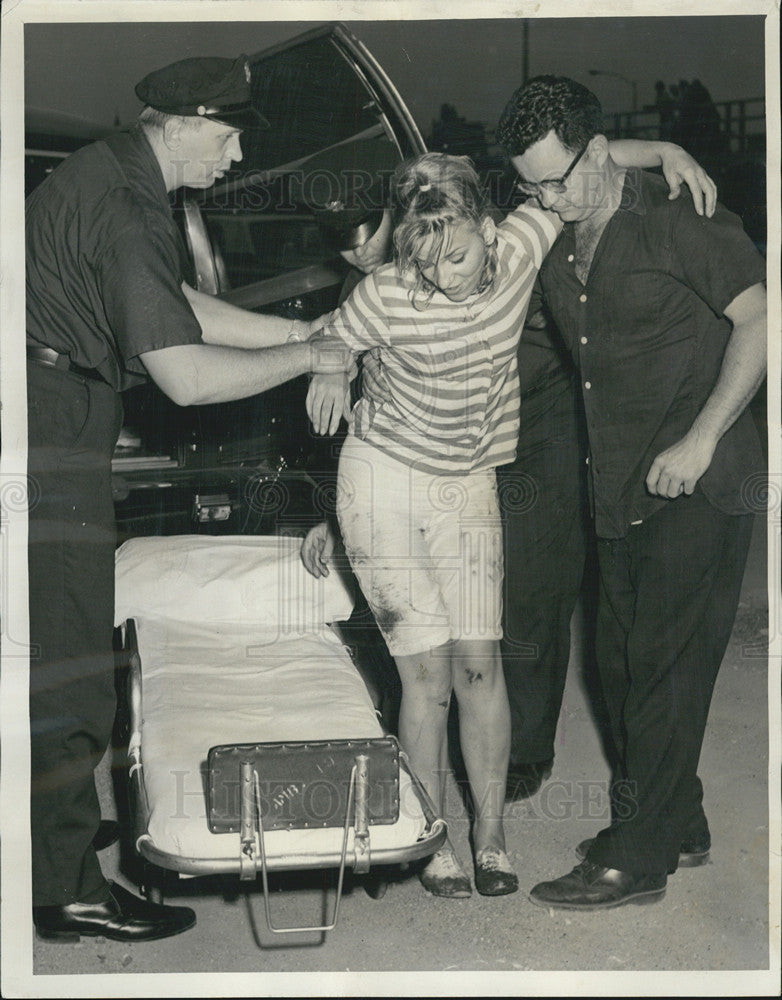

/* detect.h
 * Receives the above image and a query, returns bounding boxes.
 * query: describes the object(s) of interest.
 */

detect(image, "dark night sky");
[23,14,766,136]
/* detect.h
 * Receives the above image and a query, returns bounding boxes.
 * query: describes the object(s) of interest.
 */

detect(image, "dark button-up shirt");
[538,168,765,539]
[26,125,203,392]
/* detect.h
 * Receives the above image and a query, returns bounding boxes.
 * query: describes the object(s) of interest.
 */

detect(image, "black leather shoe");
[678,833,712,866]
[34,881,196,942]
[529,860,666,910]
[92,820,121,852]
[576,834,711,870]
[505,758,553,802]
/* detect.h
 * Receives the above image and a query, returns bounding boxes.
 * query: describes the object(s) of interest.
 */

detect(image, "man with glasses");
[497,75,766,910]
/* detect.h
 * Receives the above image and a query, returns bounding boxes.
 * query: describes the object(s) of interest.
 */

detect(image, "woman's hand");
[300,521,335,578]
[307,373,351,435]
[659,145,717,217]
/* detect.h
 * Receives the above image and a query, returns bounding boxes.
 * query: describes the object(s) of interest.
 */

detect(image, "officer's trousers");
[27,362,122,906]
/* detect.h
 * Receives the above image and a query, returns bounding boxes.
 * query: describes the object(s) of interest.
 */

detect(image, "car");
[25,22,426,542]
[24,110,112,197]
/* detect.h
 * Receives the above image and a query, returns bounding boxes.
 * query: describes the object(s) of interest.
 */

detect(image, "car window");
[244,33,388,171]
[188,26,424,305]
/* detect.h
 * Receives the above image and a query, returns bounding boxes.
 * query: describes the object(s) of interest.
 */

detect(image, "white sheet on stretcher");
[114,535,431,864]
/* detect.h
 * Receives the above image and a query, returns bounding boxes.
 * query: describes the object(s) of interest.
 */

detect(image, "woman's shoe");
[474,847,519,896]
[419,848,472,898]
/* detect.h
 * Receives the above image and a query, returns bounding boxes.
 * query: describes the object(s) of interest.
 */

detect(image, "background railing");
[600,97,766,156]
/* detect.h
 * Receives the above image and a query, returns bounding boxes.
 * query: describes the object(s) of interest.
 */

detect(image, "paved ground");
[21,513,779,996]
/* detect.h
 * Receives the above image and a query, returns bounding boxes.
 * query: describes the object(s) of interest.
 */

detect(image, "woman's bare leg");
[393,645,473,895]
[451,638,511,854]
[394,644,453,816]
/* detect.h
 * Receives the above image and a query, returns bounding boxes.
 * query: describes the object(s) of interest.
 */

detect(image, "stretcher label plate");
[207,737,400,832]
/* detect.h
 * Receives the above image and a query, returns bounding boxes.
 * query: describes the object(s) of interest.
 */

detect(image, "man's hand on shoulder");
[658,144,717,218]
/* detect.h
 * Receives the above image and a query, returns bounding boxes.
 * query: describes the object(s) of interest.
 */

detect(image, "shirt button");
[567,254,575,262]
[580,336,588,345]
[579,293,587,303]
[585,381,592,389]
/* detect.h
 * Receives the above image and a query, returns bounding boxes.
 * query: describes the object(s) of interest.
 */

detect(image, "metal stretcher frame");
[121,616,448,881]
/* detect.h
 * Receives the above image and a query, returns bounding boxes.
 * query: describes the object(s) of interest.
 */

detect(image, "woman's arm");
[608,140,717,216]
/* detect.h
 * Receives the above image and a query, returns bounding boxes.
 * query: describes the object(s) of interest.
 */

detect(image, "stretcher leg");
[244,761,361,934]
[142,861,165,905]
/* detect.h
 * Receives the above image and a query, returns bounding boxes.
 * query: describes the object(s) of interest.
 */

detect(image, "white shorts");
[336,435,503,657]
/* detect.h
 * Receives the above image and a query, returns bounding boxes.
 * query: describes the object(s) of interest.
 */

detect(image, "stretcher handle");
[239,761,257,880]
[353,754,371,875]
[253,764,358,934]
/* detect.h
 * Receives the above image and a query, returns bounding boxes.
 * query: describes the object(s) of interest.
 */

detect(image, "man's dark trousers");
[498,368,590,766]
[27,362,123,906]
[586,489,754,875]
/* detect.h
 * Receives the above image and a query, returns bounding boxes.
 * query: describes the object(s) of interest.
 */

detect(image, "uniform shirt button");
[580,336,588,345]
[567,254,575,262]
[585,381,592,389]
[579,293,587,303]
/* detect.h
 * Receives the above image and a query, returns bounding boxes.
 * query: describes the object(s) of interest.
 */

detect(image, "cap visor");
[209,106,269,131]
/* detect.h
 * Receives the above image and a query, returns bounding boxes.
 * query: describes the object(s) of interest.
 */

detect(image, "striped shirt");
[321,203,561,475]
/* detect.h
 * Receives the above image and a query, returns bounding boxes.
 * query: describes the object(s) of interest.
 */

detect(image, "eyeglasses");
[516,143,589,197]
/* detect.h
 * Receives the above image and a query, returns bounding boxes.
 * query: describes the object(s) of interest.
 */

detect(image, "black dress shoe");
[576,834,711,870]
[678,833,712,866]
[34,881,196,942]
[92,820,121,852]
[529,860,666,910]
[505,758,553,802]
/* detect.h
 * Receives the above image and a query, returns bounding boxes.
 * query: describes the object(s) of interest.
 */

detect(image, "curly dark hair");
[496,75,603,156]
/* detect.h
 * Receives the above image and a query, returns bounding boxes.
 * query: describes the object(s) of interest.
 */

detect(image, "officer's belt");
[27,345,108,385]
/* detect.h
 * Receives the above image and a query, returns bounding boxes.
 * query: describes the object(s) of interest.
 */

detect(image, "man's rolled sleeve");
[667,200,766,318]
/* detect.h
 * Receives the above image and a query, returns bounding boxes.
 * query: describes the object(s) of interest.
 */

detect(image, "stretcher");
[114,534,446,932]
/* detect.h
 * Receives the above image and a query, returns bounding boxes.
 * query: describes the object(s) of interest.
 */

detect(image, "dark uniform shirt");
[538,168,765,539]
[26,124,203,392]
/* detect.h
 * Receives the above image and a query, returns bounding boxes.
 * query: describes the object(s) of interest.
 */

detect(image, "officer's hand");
[308,312,334,337]
[361,349,391,404]
[659,145,717,217]
[307,373,351,436]
[646,428,717,498]
[300,521,335,578]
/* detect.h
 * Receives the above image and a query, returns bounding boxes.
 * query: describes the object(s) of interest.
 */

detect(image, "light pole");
[588,69,638,113]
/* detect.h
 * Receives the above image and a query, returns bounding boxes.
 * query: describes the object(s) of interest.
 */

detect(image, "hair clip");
[418,183,432,192]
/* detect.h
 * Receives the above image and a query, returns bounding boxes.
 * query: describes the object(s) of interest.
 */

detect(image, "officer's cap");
[135,55,269,131]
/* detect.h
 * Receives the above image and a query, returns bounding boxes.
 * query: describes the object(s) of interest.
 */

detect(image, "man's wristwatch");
[286,320,306,343]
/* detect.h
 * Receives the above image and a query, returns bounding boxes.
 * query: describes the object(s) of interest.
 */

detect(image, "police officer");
[27,55,352,942]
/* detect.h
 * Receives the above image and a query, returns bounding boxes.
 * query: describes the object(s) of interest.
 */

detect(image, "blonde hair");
[391,153,497,309]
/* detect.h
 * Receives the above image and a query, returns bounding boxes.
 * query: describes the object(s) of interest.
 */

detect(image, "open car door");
[115,23,426,540]
[184,22,424,302]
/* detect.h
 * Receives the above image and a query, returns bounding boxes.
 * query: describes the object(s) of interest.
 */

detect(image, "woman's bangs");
[397,217,447,273]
